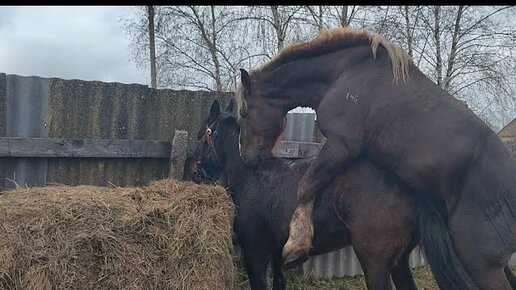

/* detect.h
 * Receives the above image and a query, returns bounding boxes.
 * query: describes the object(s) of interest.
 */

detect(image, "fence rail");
[0,137,170,158]
[0,137,323,159]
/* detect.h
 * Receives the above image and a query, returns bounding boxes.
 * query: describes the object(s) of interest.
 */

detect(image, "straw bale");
[0,179,236,290]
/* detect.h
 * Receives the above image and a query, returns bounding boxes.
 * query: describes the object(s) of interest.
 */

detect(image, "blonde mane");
[235,27,412,118]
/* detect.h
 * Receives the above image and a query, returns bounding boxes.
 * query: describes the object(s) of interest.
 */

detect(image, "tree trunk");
[305,6,324,31]
[443,5,464,91]
[403,6,413,56]
[341,6,348,27]
[209,6,223,92]
[189,6,223,92]
[271,6,285,51]
[433,6,443,87]
[147,6,157,89]
[317,6,324,31]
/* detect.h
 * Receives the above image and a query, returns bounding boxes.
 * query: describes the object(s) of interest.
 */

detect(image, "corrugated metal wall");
[2,75,50,189]
[281,112,516,277]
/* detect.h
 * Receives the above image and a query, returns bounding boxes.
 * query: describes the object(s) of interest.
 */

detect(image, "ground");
[236,265,516,290]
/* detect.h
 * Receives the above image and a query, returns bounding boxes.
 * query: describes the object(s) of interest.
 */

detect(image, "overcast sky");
[0,6,149,86]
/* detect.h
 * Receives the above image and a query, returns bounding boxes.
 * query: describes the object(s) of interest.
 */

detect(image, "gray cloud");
[0,6,149,85]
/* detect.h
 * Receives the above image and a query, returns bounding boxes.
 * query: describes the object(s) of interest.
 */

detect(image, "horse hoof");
[283,250,309,269]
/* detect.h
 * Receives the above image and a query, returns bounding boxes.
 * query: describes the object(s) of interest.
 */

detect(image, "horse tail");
[417,198,478,290]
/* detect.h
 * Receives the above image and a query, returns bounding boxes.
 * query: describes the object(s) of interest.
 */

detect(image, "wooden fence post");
[169,130,188,180]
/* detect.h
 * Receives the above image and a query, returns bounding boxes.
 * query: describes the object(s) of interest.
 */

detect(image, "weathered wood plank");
[276,141,323,158]
[0,137,171,158]
[169,130,188,179]
[145,140,171,158]
[187,139,322,159]
[0,137,323,159]
[275,141,300,157]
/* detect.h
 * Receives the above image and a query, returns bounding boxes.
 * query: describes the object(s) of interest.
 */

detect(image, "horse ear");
[209,100,221,119]
[225,99,234,113]
[240,69,251,93]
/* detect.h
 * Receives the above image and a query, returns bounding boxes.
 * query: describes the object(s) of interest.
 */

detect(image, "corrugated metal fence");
[281,112,516,278]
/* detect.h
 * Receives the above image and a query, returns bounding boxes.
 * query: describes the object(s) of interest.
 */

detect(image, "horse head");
[236,69,287,165]
[193,99,237,184]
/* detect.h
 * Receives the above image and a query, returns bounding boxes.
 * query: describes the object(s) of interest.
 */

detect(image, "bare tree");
[302,5,362,31]
[370,5,516,128]
[123,6,515,128]
[147,6,157,89]
[243,6,305,54]
[399,6,422,57]
[416,6,515,94]
[124,6,260,91]
[304,6,328,31]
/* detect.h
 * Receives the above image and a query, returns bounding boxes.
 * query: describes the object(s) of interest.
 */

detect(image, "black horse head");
[193,99,237,184]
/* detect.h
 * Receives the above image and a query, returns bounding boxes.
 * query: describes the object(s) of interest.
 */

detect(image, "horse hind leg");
[391,251,418,290]
[449,201,514,290]
[361,263,393,290]
[352,238,395,290]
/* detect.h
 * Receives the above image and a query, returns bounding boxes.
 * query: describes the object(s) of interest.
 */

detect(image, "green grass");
[236,264,516,290]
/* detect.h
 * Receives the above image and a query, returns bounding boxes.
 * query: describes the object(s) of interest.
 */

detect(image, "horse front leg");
[243,248,271,290]
[283,139,357,267]
[272,251,287,290]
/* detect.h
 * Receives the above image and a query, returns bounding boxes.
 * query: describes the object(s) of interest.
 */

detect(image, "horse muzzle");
[193,166,218,184]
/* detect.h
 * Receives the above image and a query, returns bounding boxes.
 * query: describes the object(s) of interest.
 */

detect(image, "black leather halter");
[194,125,221,183]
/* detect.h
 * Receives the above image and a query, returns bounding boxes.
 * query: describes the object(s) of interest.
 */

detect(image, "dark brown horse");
[192,100,478,290]
[235,27,516,290]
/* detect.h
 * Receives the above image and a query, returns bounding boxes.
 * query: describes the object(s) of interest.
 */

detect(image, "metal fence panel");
[2,75,50,188]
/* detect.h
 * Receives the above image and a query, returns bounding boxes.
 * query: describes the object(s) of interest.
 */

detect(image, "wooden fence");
[0,73,233,189]
[0,134,322,181]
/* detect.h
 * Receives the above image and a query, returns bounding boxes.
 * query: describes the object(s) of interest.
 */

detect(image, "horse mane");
[235,84,246,120]
[235,27,412,118]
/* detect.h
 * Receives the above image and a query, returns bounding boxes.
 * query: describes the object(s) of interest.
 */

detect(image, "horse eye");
[206,128,212,135]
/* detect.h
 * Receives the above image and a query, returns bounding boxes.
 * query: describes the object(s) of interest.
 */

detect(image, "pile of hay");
[0,179,236,290]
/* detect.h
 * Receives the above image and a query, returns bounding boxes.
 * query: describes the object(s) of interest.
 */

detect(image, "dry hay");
[0,179,236,290]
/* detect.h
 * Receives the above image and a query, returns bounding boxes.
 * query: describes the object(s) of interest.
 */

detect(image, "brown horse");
[194,100,423,290]
[236,27,516,290]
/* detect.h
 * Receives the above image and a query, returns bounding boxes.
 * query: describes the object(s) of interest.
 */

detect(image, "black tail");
[418,198,478,290]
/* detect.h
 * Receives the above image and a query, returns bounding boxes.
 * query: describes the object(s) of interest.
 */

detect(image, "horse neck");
[255,45,372,110]
[218,131,251,195]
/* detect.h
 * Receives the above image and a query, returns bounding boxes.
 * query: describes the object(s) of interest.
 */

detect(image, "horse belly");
[369,121,478,198]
